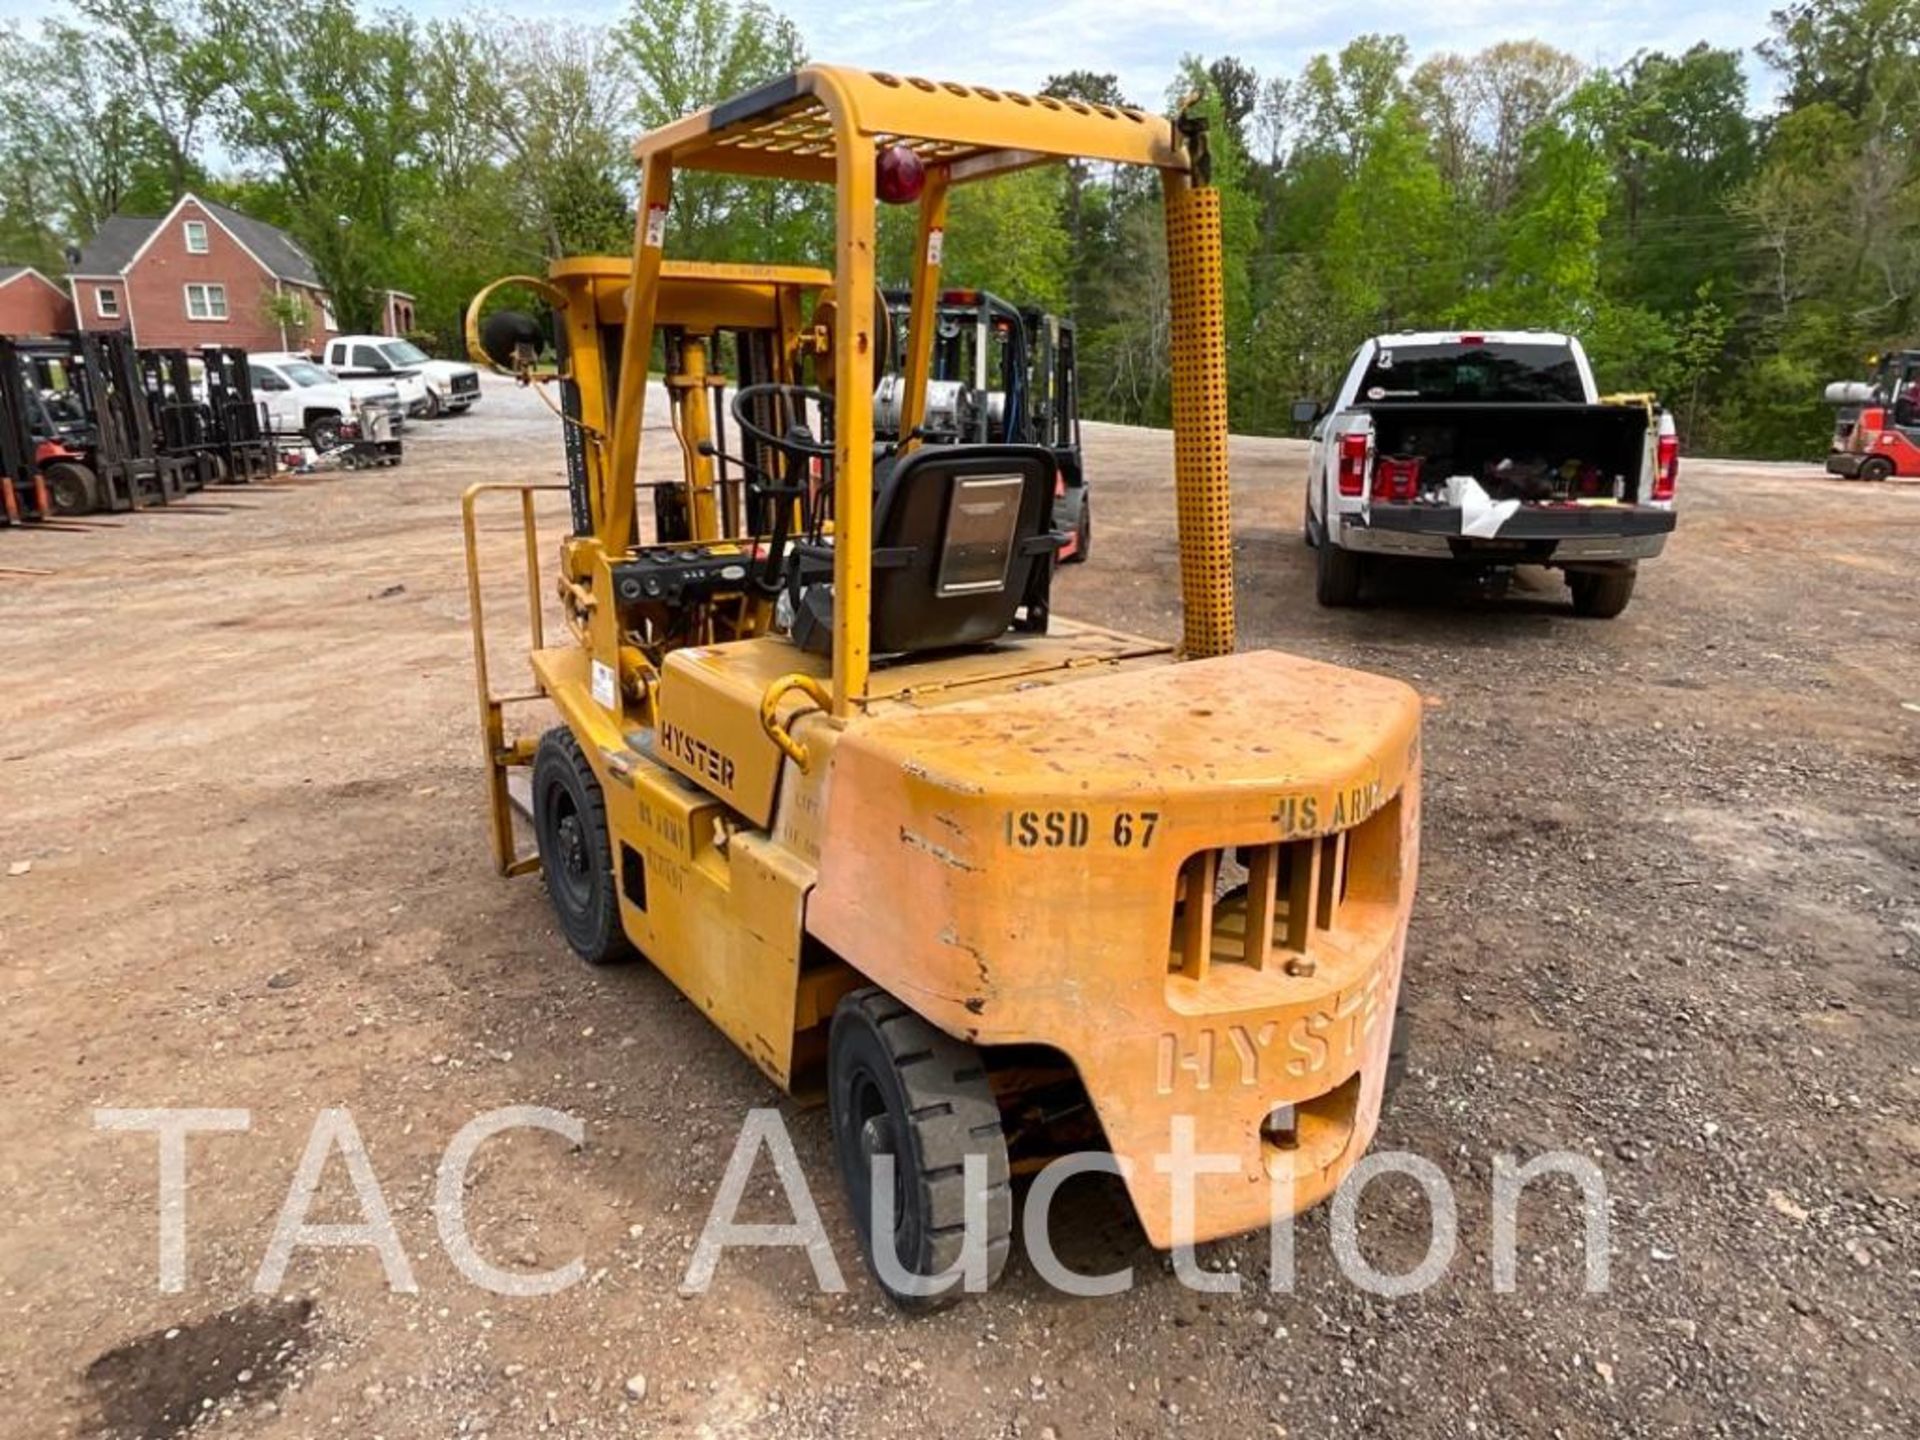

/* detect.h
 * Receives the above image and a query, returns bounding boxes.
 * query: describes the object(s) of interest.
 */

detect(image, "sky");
[0,0,1789,109]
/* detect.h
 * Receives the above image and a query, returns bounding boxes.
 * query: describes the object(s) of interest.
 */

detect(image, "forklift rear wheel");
[1859,456,1894,483]
[828,988,1012,1312]
[1568,566,1636,619]
[44,461,98,516]
[532,728,636,966]
[1314,540,1364,607]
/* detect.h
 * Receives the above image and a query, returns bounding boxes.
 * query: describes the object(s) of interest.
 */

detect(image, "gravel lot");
[1,378,1914,1438]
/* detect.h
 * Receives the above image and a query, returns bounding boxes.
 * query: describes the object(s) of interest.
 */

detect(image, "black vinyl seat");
[790,443,1060,657]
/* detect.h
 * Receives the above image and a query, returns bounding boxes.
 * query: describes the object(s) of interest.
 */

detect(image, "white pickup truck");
[1299,331,1678,618]
[246,353,405,449]
[322,336,481,419]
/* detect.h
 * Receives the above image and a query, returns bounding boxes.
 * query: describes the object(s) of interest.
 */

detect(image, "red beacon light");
[1457,333,1486,346]
[876,145,926,205]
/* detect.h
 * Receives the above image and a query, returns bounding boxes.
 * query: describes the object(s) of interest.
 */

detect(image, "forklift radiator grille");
[1169,834,1350,982]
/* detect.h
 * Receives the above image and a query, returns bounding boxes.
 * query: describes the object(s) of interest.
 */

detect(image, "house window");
[184,220,209,254]
[95,287,119,319]
[185,283,228,321]
[321,297,337,330]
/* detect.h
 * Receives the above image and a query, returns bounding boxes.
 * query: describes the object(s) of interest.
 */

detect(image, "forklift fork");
[462,480,569,876]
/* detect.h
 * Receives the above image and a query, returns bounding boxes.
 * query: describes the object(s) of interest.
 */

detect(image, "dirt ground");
[1,379,1915,1439]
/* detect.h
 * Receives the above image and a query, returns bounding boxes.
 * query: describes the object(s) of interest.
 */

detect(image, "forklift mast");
[199,346,278,482]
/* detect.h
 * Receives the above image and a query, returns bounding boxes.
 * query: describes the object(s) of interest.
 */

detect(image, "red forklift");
[0,337,54,526]
[1825,349,1920,480]
[17,333,183,514]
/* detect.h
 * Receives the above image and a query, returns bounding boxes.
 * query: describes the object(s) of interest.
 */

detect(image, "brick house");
[0,265,76,334]
[68,195,365,352]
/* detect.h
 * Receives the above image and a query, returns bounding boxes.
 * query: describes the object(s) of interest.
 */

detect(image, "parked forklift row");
[0,332,279,524]
[0,331,421,525]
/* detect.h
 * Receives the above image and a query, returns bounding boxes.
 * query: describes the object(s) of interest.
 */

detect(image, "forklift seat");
[791,443,1060,656]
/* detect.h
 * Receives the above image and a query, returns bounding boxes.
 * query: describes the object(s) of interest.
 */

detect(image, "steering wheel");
[730,383,835,461]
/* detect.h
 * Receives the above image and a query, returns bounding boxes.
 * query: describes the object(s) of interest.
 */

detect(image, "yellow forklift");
[462,67,1422,1308]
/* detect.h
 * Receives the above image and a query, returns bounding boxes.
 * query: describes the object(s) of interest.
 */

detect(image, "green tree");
[0,22,176,245]
[1322,104,1459,332]
[616,0,820,261]
[1484,79,1612,329]
[1598,45,1755,316]
[205,0,423,330]
[73,0,226,199]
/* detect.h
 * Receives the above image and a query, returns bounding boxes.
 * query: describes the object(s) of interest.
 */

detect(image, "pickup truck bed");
[1368,401,1651,504]
[1305,330,1678,618]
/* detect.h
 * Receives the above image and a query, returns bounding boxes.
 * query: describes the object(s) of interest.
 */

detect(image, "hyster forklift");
[878,288,1090,561]
[461,67,1421,1309]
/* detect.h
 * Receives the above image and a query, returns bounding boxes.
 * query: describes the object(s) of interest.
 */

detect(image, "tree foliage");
[0,1,1914,458]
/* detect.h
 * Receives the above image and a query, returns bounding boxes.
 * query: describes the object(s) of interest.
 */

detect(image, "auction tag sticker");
[927,227,945,267]
[591,660,617,709]
[644,203,669,249]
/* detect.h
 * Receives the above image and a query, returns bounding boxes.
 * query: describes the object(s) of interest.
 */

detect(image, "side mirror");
[1291,398,1321,426]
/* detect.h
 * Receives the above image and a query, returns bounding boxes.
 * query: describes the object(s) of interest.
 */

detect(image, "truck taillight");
[1654,433,1678,501]
[1337,433,1368,497]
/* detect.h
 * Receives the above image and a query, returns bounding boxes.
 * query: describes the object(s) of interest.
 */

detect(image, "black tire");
[44,460,99,516]
[1568,565,1636,619]
[828,988,1011,1312]
[305,412,343,450]
[1859,456,1894,483]
[1066,492,1090,564]
[532,728,635,966]
[421,388,444,420]
[1315,538,1364,607]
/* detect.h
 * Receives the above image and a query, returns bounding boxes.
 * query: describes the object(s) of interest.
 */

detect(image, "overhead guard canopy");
[632,65,1191,183]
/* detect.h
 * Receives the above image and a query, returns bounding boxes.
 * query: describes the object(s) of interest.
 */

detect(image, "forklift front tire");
[828,988,1012,1312]
[532,728,636,966]
[44,460,98,516]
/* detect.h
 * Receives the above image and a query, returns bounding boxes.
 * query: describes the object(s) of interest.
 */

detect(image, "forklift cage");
[590,67,1233,723]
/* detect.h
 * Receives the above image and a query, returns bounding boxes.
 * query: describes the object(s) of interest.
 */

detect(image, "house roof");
[198,199,323,287]
[71,215,158,276]
[0,264,65,294]
[70,197,325,288]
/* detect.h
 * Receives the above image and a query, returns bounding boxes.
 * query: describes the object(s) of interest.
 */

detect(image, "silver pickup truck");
[1299,330,1678,618]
